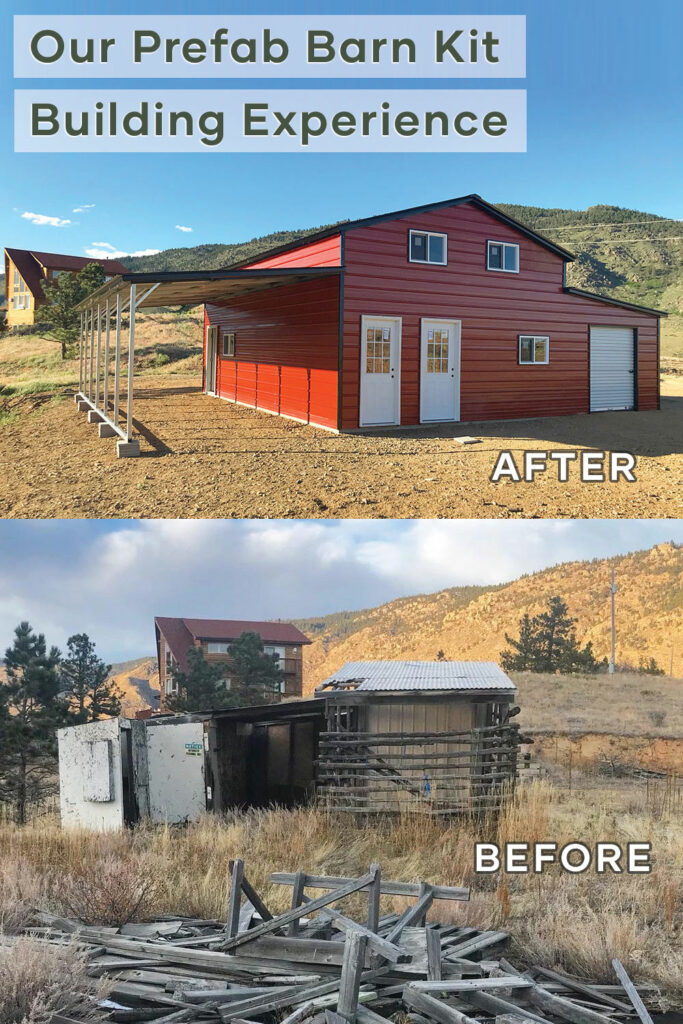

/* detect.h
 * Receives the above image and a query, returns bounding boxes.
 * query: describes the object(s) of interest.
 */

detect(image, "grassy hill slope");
[122,202,682,320]
[296,542,683,690]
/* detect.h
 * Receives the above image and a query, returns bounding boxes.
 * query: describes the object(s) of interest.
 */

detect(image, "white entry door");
[590,326,635,411]
[420,319,461,422]
[205,325,218,395]
[360,316,401,426]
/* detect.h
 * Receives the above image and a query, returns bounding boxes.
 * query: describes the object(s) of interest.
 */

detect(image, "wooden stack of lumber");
[8,862,658,1024]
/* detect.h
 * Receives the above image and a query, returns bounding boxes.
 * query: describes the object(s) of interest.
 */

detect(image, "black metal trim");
[337,233,346,432]
[657,318,661,410]
[564,286,667,317]
[223,194,576,270]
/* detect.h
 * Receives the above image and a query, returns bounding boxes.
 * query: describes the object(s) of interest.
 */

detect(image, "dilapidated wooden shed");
[315,661,519,815]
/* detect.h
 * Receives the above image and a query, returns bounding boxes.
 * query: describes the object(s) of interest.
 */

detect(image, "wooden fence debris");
[4,863,657,1024]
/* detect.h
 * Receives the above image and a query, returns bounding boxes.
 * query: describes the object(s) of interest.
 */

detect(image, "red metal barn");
[203,196,663,431]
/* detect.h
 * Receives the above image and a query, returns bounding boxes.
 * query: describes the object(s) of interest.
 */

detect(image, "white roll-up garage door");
[590,326,635,412]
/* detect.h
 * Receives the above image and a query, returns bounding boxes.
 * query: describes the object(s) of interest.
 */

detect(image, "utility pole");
[609,568,617,675]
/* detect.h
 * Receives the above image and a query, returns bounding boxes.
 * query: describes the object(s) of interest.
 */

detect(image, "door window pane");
[366,326,391,373]
[427,329,449,372]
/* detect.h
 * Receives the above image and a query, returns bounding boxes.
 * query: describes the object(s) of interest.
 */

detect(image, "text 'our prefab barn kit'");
[203,195,664,431]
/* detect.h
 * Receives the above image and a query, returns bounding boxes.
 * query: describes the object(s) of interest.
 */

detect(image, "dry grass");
[512,671,683,738]
[0,310,203,392]
[0,781,681,1005]
[0,936,109,1024]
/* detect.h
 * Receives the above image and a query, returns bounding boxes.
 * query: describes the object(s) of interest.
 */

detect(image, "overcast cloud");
[0,520,678,663]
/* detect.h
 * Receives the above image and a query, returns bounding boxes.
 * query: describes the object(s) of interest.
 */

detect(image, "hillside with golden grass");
[298,542,682,689]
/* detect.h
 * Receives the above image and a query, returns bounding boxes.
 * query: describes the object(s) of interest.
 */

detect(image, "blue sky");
[2,0,681,261]
[0,520,679,661]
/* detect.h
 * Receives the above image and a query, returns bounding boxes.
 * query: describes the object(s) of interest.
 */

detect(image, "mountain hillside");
[122,203,682,316]
[108,657,160,716]
[295,543,683,691]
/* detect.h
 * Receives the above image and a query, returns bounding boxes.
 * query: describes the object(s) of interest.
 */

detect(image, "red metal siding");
[341,203,659,429]
[204,276,338,430]
[244,234,342,270]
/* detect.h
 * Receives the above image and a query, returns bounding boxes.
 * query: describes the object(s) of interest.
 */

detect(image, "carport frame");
[73,266,341,457]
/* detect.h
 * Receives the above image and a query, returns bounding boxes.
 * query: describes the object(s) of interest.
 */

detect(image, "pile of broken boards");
[31,862,658,1024]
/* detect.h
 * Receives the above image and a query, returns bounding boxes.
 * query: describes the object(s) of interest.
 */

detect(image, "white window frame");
[518,335,549,365]
[408,229,448,266]
[487,240,520,274]
[222,331,235,358]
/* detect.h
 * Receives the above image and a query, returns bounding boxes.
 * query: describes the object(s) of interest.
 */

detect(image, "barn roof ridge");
[222,194,577,270]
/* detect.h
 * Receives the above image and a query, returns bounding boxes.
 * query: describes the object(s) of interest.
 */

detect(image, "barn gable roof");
[4,247,129,303]
[224,195,576,270]
[155,616,311,672]
[315,660,516,695]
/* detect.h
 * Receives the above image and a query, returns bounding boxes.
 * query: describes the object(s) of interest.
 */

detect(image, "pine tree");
[533,597,576,672]
[228,632,286,706]
[41,263,106,359]
[0,622,67,824]
[60,633,121,723]
[500,599,604,675]
[165,647,232,713]
[501,613,537,671]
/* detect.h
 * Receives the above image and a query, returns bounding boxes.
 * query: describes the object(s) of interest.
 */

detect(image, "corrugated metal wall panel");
[341,203,659,429]
[244,234,342,269]
[590,326,635,411]
[205,276,338,429]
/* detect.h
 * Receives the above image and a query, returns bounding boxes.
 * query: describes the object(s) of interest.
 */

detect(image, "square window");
[222,332,235,358]
[488,241,519,273]
[519,335,549,364]
[409,230,447,265]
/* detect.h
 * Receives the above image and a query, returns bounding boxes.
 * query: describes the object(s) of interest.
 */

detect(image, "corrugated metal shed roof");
[315,660,515,693]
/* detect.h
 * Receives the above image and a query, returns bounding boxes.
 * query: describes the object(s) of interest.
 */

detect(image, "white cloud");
[0,520,677,664]
[73,204,95,213]
[175,224,193,232]
[85,245,161,260]
[21,211,71,227]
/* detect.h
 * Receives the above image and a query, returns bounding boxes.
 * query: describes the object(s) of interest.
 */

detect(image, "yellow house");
[3,248,129,328]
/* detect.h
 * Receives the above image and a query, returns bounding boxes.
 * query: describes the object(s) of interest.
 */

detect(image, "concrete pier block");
[87,410,103,424]
[77,400,90,412]
[117,439,140,458]
[98,423,117,438]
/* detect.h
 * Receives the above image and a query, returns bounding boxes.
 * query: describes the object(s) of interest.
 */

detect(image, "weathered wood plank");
[337,931,368,1023]
[403,985,482,1024]
[270,874,469,902]
[226,859,244,938]
[612,959,655,1024]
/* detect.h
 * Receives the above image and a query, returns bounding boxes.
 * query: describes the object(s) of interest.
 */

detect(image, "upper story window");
[264,644,286,668]
[12,271,29,309]
[519,335,549,365]
[487,240,519,273]
[409,230,447,266]
[207,641,231,654]
[222,332,235,358]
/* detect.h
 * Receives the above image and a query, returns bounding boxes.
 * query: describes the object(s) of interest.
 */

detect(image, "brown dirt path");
[0,374,680,519]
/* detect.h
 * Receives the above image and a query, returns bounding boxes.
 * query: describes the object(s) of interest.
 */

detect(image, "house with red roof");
[154,616,311,709]
[3,247,129,327]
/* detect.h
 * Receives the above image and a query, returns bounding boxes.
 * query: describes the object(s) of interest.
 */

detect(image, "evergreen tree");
[501,614,537,672]
[533,597,577,672]
[165,647,232,713]
[60,633,121,723]
[228,632,286,706]
[41,263,106,359]
[0,622,67,824]
[500,598,604,675]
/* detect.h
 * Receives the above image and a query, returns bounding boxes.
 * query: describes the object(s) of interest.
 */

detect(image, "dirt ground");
[0,369,681,519]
